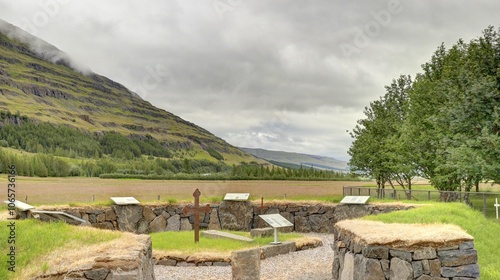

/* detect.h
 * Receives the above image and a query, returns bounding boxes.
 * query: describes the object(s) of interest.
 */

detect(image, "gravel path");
[154,234,334,280]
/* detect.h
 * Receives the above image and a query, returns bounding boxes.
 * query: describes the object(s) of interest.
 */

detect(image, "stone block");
[459,241,475,250]
[413,247,437,260]
[161,210,170,221]
[429,259,441,277]
[261,242,295,259]
[137,219,149,234]
[112,205,143,233]
[390,249,412,262]
[412,261,423,278]
[219,201,253,231]
[380,259,390,279]
[390,257,413,280]
[143,206,157,223]
[294,216,311,232]
[354,254,385,280]
[96,213,106,223]
[421,259,430,274]
[149,215,167,232]
[166,214,180,231]
[180,217,192,231]
[157,258,177,266]
[340,252,354,280]
[84,268,109,280]
[231,248,260,280]
[105,209,117,221]
[308,214,331,233]
[363,246,389,259]
[438,249,477,267]
[177,262,196,267]
[250,227,274,238]
[92,222,114,230]
[441,264,480,278]
[208,208,220,230]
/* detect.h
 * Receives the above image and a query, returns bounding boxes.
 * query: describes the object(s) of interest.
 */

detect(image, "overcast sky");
[0,0,499,161]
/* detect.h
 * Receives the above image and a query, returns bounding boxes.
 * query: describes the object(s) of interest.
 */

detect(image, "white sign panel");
[340,196,370,205]
[259,214,293,228]
[110,197,140,205]
[4,200,35,211]
[224,193,250,201]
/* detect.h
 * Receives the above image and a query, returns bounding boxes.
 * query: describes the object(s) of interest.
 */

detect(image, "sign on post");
[110,197,140,205]
[3,200,35,211]
[339,196,370,205]
[259,214,293,245]
[223,193,250,201]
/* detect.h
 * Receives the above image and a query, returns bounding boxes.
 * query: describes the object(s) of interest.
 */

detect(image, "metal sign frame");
[110,197,141,205]
[259,214,293,244]
[223,193,250,201]
[339,196,370,205]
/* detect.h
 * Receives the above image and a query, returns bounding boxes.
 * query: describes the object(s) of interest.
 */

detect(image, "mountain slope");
[0,19,253,163]
[240,147,349,171]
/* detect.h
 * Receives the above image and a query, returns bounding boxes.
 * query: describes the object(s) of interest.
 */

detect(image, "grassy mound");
[0,219,122,280]
[363,203,500,280]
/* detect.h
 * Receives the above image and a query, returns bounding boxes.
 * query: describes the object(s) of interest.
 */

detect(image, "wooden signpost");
[182,189,210,243]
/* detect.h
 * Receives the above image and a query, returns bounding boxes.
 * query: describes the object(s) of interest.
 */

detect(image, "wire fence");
[343,186,500,219]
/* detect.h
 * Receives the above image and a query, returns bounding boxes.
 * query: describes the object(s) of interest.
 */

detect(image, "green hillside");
[0,19,255,165]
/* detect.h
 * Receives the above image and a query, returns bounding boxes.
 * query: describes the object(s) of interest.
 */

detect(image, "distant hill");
[0,19,255,164]
[240,148,350,172]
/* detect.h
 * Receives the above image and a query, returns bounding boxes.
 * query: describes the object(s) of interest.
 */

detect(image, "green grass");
[150,230,303,254]
[0,219,122,280]
[364,203,500,280]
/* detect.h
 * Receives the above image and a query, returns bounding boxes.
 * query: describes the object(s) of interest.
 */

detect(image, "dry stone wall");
[332,220,479,280]
[35,234,155,280]
[33,202,414,234]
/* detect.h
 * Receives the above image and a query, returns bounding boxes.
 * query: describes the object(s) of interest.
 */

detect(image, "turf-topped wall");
[332,220,479,280]
[35,234,155,280]
[27,202,414,234]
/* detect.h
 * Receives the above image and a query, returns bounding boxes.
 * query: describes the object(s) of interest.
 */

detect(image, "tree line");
[0,148,355,180]
[349,26,500,194]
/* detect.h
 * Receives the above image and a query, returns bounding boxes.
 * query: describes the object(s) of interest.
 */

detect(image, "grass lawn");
[364,203,500,280]
[0,219,122,280]
[150,230,303,256]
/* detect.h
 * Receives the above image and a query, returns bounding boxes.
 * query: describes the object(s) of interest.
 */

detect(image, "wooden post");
[182,189,211,243]
[483,193,487,217]
[494,198,499,220]
[258,197,268,214]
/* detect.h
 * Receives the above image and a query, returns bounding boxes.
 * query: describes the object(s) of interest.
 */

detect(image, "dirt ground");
[3,177,370,205]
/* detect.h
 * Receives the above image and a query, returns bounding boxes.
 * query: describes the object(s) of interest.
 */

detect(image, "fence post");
[393,189,396,200]
[358,188,361,196]
[368,188,371,197]
[428,191,430,201]
[483,193,487,217]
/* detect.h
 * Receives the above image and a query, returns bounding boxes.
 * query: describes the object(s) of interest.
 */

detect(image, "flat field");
[2,176,370,205]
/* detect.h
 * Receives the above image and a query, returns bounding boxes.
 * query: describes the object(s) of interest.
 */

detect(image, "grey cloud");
[1,0,499,160]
